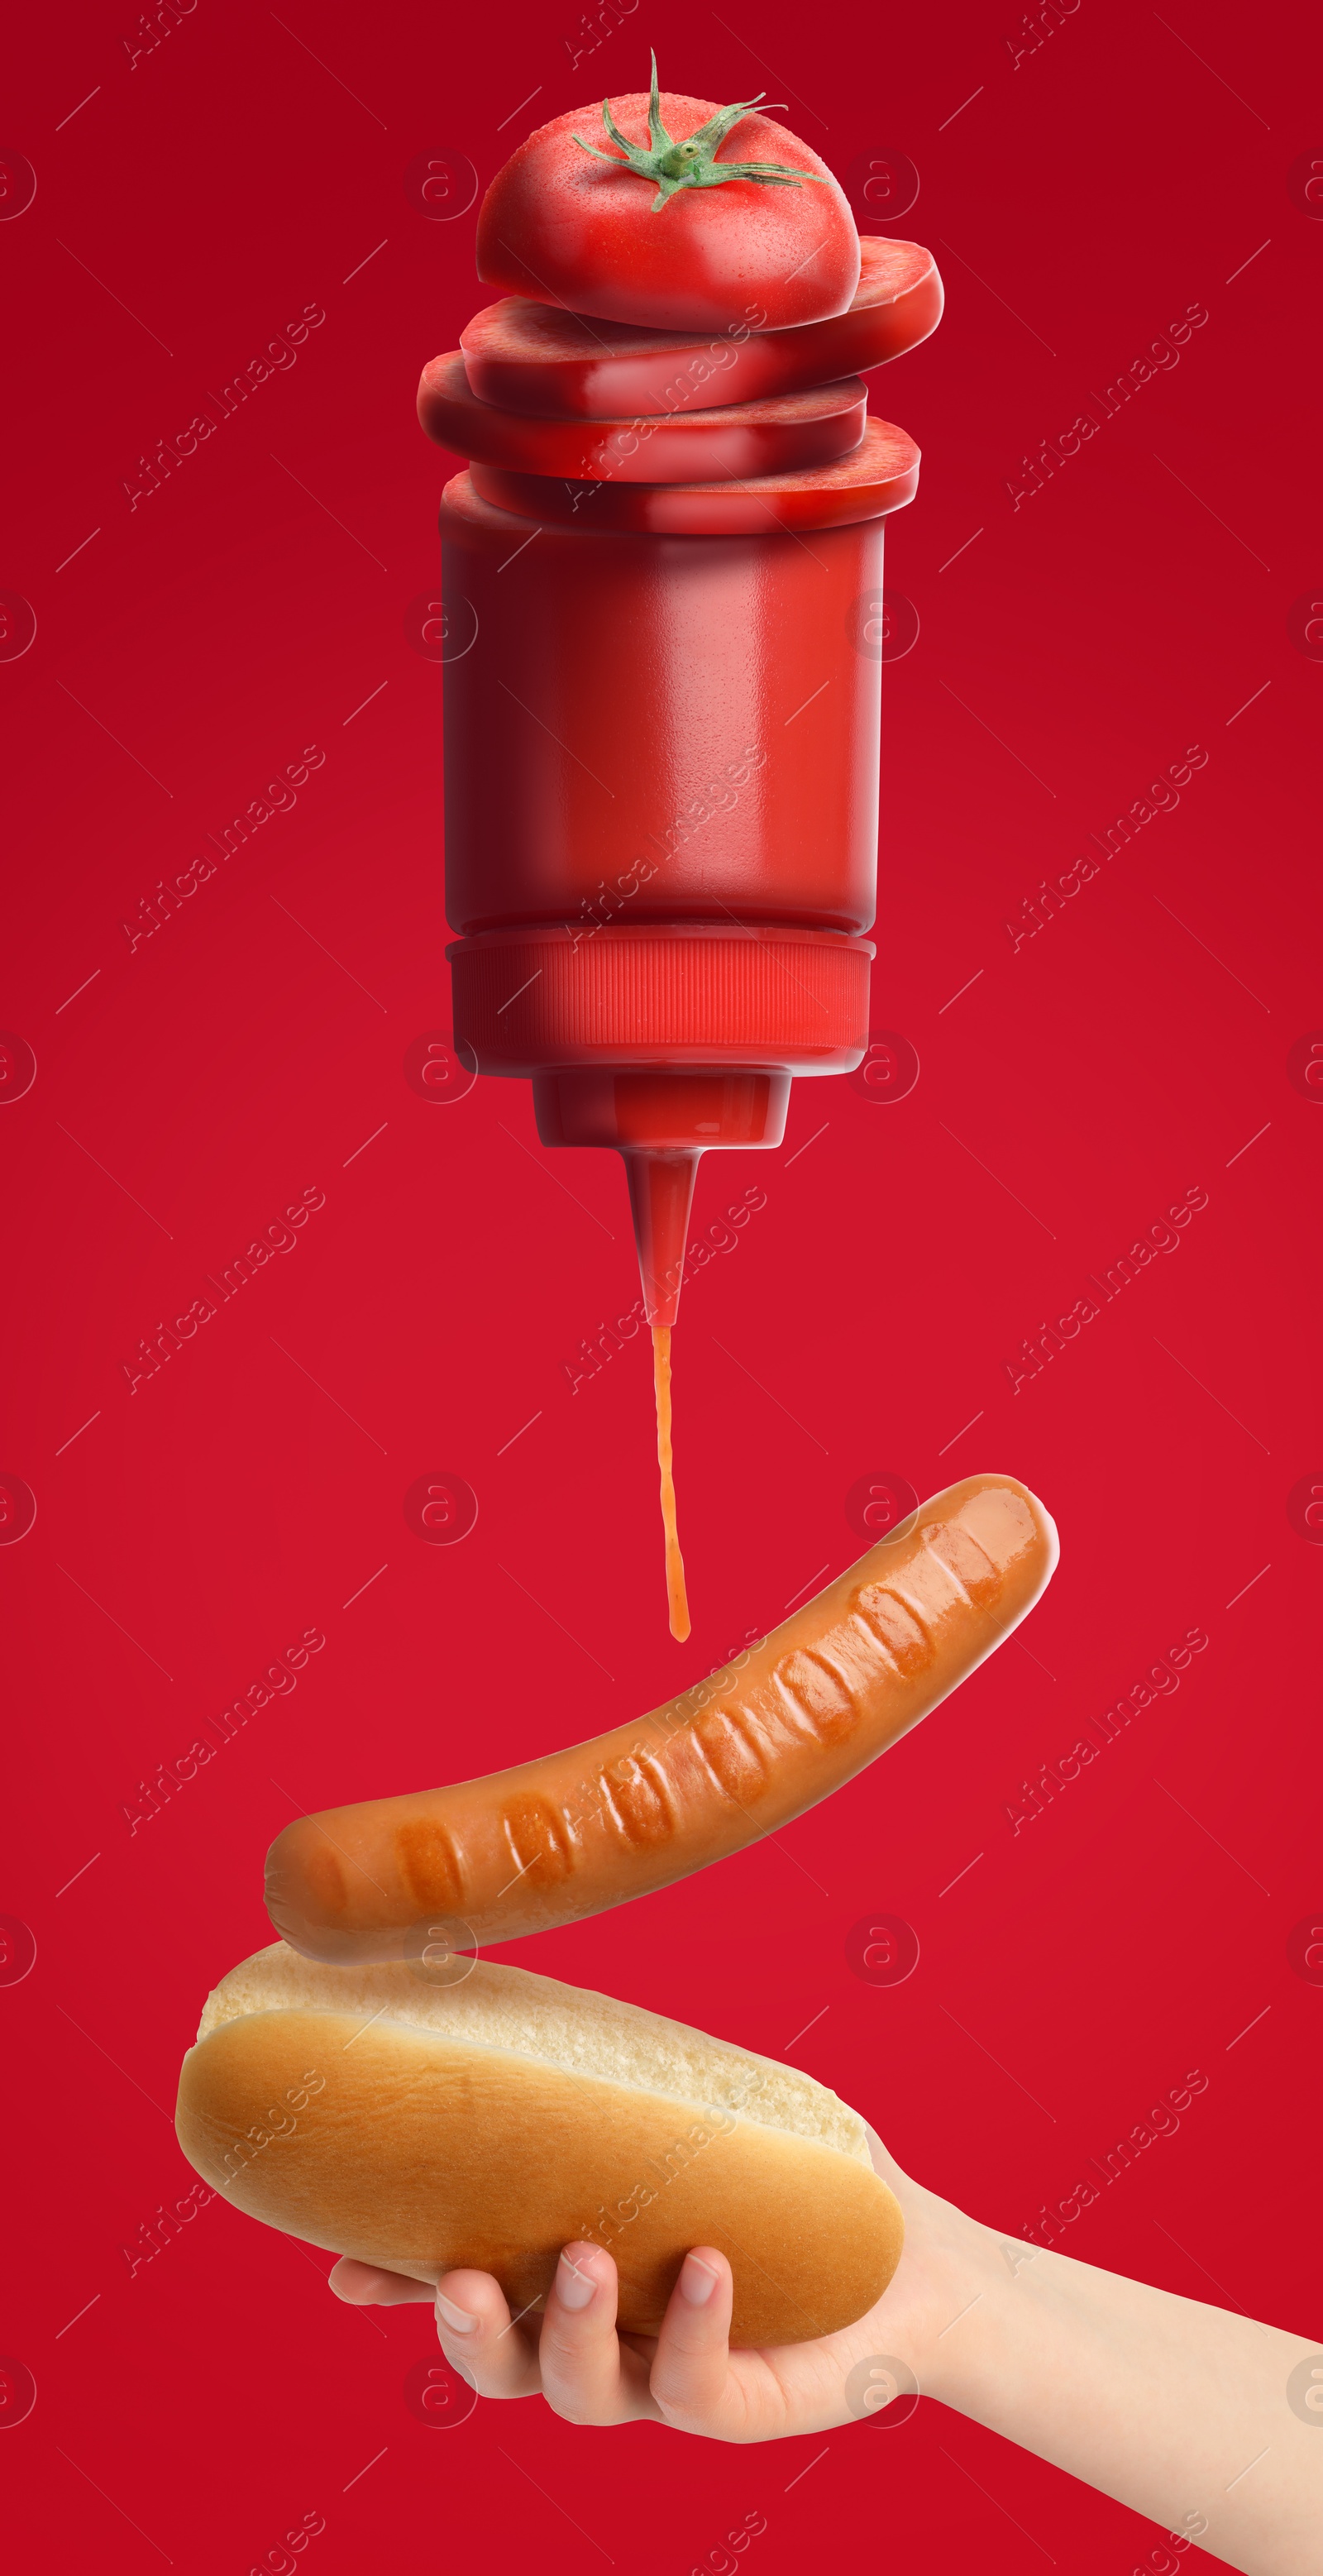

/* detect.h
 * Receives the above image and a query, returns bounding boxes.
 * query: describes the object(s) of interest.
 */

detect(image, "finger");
[537,2245,660,2425]
[328,2258,435,2305]
[434,2268,542,2400]
[648,2249,748,2434]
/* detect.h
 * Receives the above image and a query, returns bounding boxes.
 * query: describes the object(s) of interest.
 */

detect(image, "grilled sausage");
[265,1472,1056,1962]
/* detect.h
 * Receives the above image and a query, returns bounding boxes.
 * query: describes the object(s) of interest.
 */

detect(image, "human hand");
[328,2128,1323,2565]
[328,2128,963,2440]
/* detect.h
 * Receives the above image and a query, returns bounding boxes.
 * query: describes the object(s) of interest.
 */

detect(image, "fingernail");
[556,2253,596,2312]
[679,2253,720,2306]
[436,2290,477,2334]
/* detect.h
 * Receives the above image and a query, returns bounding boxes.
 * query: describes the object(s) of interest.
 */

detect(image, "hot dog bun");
[174,1945,903,2347]
[265,1472,1057,1962]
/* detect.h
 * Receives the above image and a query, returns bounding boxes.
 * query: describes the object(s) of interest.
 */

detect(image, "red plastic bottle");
[439,447,918,1326]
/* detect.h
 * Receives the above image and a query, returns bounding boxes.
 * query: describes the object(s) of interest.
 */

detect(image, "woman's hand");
[328,2127,1323,2565]
[328,2127,958,2441]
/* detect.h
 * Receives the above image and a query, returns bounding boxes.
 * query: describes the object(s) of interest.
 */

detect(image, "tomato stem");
[572,50,824,211]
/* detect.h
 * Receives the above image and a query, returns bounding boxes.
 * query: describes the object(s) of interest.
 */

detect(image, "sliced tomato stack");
[420,237,939,535]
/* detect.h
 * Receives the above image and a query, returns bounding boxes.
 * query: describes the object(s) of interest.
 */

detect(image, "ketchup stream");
[652,1325,690,1642]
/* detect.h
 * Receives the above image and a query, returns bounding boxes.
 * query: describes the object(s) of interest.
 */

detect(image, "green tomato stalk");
[573,50,824,211]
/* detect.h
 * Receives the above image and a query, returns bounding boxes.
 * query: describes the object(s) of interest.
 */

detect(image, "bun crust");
[175,1950,902,2345]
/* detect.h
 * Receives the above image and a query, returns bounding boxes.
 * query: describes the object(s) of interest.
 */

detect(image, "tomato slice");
[463,417,919,536]
[418,356,867,485]
[460,238,942,420]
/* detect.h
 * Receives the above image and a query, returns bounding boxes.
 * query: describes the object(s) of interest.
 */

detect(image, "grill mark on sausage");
[597,1753,679,1850]
[920,1517,1003,1608]
[767,1646,863,1748]
[395,1816,466,1911]
[853,1583,934,1676]
[690,1702,773,1803]
[501,1792,578,1888]
[824,1615,893,1695]
[300,1840,348,1916]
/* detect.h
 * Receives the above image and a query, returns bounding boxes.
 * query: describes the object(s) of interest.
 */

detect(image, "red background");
[2,0,1321,2569]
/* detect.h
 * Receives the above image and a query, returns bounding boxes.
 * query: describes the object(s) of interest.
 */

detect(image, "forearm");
[894,2181,1321,2574]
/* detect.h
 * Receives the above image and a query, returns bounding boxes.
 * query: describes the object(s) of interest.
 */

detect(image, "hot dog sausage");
[265,1472,1056,1962]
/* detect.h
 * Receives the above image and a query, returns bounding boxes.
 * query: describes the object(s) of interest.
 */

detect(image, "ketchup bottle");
[432,389,922,1632]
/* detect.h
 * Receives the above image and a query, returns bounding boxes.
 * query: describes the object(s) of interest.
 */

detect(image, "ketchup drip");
[651,1325,690,1642]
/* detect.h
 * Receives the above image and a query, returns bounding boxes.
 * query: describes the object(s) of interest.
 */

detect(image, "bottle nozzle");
[530,1068,790,1326]
[623,1149,700,1330]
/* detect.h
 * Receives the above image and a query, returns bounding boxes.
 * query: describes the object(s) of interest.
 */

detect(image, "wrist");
[869,2166,1008,2409]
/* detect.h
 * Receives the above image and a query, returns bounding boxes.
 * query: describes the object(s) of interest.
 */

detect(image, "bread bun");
[175,1945,902,2345]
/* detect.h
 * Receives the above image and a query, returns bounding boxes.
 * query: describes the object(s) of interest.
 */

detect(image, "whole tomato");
[476,56,860,332]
